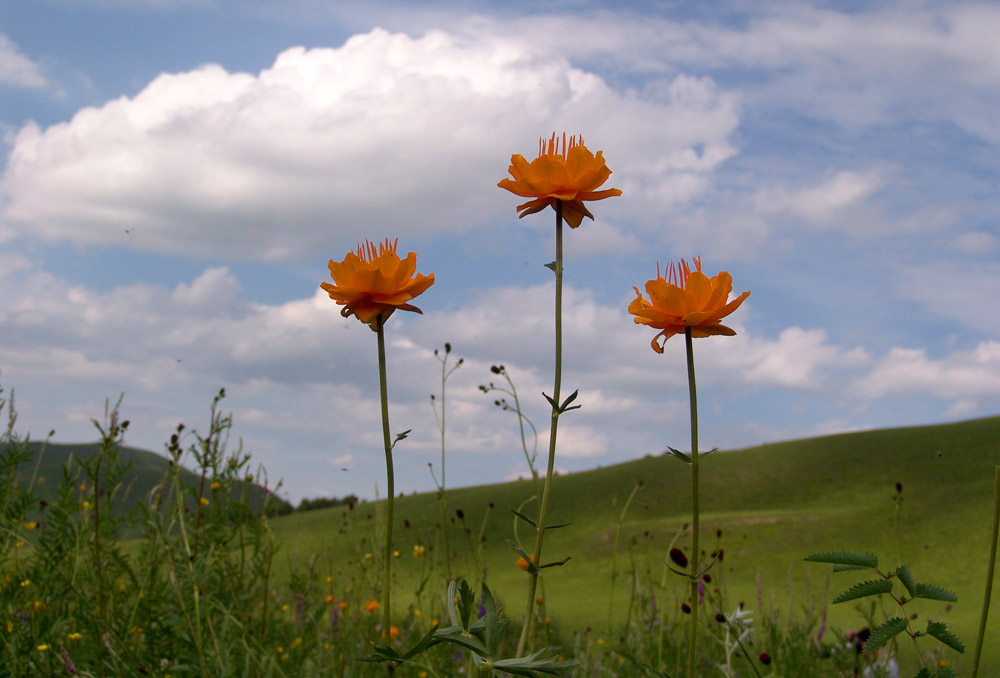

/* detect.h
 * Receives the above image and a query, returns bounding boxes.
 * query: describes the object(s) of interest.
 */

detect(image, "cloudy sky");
[2,0,999,503]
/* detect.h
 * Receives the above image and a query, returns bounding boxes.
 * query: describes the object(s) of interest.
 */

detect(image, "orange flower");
[364,599,380,613]
[388,625,400,640]
[629,257,750,354]
[498,133,621,228]
[322,239,434,331]
[517,554,537,571]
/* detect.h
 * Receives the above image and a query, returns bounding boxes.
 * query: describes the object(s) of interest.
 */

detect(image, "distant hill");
[7,440,292,517]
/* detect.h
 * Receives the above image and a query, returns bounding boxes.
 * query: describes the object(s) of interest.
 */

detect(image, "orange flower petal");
[629,258,749,351]
[499,133,621,226]
[322,239,434,330]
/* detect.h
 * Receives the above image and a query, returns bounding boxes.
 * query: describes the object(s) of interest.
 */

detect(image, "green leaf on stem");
[539,556,571,569]
[832,578,893,604]
[544,261,557,273]
[914,582,958,603]
[804,551,878,569]
[896,565,917,598]
[864,617,908,652]
[510,510,537,528]
[926,620,965,653]
[666,446,692,464]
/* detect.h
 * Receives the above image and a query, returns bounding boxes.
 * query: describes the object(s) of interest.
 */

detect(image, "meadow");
[3,385,998,677]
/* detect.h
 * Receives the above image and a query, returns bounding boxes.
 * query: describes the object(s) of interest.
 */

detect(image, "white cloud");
[0,35,47,89]
[755,168,886,224]
[894,261,1000,335]
[855,342,1000,406]
[0,28,739,261]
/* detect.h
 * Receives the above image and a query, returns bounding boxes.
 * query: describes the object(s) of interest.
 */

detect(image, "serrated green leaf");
[914,583,958,603]
[804,551,878,569]
[832,578,893,604]
[864,617,908,652]
[896,565,917,598]
[936,668,958,678]
[926,620,965,653]
[832,564,871,572]
[913,669,931,678]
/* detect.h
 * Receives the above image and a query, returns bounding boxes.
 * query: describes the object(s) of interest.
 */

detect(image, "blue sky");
[2,0,999,502]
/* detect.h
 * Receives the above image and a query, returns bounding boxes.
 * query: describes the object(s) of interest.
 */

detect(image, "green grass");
[267,415,1000,672]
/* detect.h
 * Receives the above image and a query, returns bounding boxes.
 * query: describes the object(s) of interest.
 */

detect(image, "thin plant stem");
[684,327,700,678]
[376,318,396,677]
[516,199,565,656]
[971,465,1000,678]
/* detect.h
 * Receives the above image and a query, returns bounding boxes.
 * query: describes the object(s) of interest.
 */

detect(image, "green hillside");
[8,440,291,517]
[267,415,1000,672]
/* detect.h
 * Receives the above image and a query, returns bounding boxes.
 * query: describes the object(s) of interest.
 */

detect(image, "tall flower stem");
[516,200,565,656]
[970,465,1000,678]
[684,327,701,678]
[376,318,396,672]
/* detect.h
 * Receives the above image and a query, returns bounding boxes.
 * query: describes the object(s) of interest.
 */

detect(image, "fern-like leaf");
[914,583,957,602]
[926,620,965,653]
[863,617,908,652]
[895,565,917,598]
[832,578,893,604]
[804,551,878,569]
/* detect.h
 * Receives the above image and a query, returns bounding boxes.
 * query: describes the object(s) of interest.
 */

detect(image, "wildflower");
[67,633,82,641]
[517,554,537,571]
[364,553,374,564]
[280,604,289,612]
[413,545,425,558]
[38,644,49,652]
[24,521,38,530]
[759,652,772,665]
[321,238,434,330]
[199,497,209,506]
[291,637,302,649]
[629,257,750,354]
[15,540,23,549]
[388,625,399,640]
[498,133,622,228]
[939,659,948,669]
[338,600,349,611]
[392,550,400,558]
[364,599,380,613]
[20,579,30,588]
[210,481,221,491]
[324,595,334,604]
[5,621,13,633]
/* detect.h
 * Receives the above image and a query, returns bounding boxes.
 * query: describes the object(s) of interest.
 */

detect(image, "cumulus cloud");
[0,252,888,499]
[0,35,47,89]
[1,28,738,261]
[855,342,1000,406]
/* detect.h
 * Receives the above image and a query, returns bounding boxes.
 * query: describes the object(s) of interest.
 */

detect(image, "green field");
[268,415,1000,672]
[7,415,999,674]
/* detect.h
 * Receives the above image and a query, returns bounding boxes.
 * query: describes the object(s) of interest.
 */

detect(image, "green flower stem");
[376,318,396,666]
[684,327,700,678]
[971,465,1000,678]
[516,199,565,656]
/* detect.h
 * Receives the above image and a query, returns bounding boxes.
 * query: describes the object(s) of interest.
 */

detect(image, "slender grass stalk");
[684,327,700,678]
[375,317,397,677]
[971,465,1000,678]
[431,345,462,581]
[516,199,565,656]
[608,482,643,633]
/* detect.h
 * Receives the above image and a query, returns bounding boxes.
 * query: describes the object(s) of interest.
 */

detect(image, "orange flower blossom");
[498,133,622,228]
[321,238,434,330]
[629,257,750,354]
